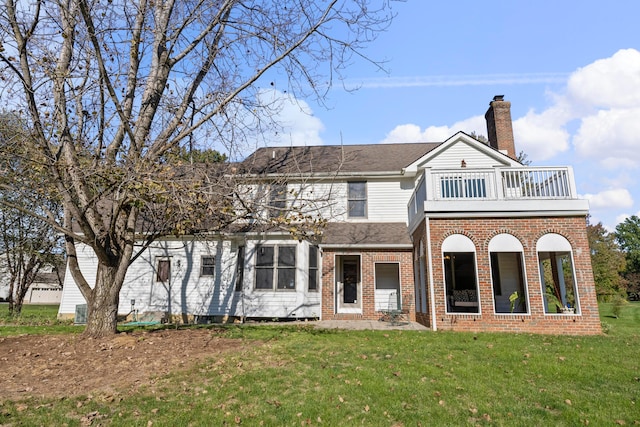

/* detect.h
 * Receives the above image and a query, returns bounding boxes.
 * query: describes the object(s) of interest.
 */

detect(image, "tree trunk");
[83,263,123,337]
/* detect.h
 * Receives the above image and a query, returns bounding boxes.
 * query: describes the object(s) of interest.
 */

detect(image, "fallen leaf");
[565,399,572,406]
[364,405,370,412]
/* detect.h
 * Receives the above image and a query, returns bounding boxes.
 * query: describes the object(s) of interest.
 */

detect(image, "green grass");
[1,304,640,426]
[0,304,79,336]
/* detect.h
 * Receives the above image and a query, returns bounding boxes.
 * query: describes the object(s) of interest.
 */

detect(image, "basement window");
[442,234,479,314]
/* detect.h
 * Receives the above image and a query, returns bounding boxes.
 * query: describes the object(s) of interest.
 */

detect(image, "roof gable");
[404,131,521,172]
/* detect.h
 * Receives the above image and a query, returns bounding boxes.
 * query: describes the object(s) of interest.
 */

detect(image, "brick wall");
[415,216,601,335]
[320,248,415,321]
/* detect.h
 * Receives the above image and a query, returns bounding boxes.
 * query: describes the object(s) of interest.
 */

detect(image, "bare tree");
[0,0,394,336]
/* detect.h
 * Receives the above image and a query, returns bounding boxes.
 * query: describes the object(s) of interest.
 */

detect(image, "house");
[1,261,64,304]
[58,96,601,334]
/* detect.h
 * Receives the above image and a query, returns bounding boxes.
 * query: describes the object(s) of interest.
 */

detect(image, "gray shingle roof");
[321,222,411,246]
[238,143,440,175]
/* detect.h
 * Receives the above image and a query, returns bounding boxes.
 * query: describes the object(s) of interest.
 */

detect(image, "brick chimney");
[485,95,516,158]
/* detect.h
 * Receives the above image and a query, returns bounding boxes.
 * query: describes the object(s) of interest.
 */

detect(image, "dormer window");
[348,181,367,218]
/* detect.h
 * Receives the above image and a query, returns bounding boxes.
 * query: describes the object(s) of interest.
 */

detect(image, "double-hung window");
[255,245,296,290]
[348,181,367,217]
[201,256,215,276]
[269,184,287,218]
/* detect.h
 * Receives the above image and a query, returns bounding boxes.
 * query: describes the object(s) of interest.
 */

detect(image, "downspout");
[426,217,437,331]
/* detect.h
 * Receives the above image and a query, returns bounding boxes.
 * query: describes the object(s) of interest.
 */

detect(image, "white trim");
[442,234,475,252]
[536,233,572,252]
[488,233,524,252]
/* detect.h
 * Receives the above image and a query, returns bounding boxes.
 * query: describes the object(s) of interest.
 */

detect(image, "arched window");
[537,234,579,314]
[489,234,527,314]
[442,234,479,313]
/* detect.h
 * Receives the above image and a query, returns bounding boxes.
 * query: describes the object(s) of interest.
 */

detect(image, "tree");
[587,219,626,301]
[0,113,64,315]
[0,0,394,336]
[615,215,640,296]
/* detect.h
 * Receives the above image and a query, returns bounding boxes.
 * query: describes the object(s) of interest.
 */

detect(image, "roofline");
[319,243,413,249]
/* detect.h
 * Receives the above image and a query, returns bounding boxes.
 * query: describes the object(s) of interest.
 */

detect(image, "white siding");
[366,178,414,222]
[425,140,506,169]
[240,239,321,319]
[58,238,321,320]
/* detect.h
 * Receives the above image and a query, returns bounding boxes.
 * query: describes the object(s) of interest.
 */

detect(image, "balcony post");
[494,167,505,200]
[424,168,434,201]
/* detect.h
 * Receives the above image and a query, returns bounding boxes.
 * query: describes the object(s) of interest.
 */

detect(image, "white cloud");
[573,108,640,167]
[582,189,634,209]
[513,106,571,160]
[256,89,325,147]
[380,115,485,144]
[566,49,640,110]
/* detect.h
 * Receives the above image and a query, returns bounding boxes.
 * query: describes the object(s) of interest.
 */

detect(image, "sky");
[257,0,640,232]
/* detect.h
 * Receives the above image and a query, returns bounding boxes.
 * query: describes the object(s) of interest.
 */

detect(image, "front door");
[336,255,361,313]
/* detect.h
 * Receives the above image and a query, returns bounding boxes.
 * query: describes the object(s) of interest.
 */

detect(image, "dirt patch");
[0,328,252,400]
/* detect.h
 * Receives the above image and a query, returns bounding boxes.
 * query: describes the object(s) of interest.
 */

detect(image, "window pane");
[256,246,274,266]
[309,246,318,268]
[308,246,318,291]
[156,260,170,282]
[277,267,296,289]
[348,200,366,217]
[235,246,245,291]
[255,267,273,289]
[348,182,366,198]
[278,246,296,267]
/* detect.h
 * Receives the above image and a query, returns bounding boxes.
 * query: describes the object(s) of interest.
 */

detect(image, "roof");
[320,222,412,247]
[237,143,440,175]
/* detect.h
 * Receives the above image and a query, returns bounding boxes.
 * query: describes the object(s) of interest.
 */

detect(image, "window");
[255,245,296,291]
[201,256,215,276]
[308,245,319,291]
[442,234,479,313]
[156,259,170,282]
[269,184,287,218]
[537,234,579,314]
[235,246,245,292]
[348,181,367,217]
[489,234,527,314]
[440,177,486,198]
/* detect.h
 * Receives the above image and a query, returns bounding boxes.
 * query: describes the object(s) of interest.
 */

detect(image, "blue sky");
[257,1,640,231]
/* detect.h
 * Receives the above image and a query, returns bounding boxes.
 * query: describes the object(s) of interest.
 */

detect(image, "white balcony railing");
[408,166,580,223]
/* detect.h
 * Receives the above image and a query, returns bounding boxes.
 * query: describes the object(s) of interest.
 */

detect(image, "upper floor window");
[348,181,367,217]
[269,184,287,218]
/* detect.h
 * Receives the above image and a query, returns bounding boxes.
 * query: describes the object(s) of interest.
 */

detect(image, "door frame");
[335,254,362,314]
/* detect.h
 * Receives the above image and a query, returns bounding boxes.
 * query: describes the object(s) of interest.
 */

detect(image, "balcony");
[408,167,589,225]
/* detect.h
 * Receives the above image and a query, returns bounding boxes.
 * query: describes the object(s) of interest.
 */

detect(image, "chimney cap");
[492,95,505,102]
